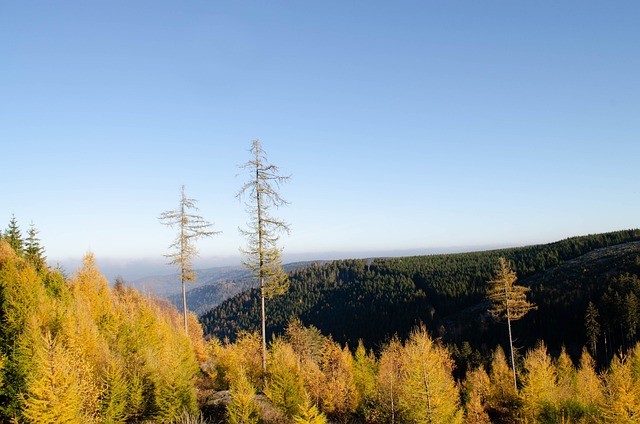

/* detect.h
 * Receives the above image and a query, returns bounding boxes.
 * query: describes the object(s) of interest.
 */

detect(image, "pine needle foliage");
[237,139,291,372]
[160,185,220,335]
[24,222,46,272]
[3,214,23,255]
[584,301,601,358]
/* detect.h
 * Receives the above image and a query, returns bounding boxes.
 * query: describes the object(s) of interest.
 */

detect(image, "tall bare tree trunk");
[160,185,219,336]
[238,140,290,374]
[505,287,517,391]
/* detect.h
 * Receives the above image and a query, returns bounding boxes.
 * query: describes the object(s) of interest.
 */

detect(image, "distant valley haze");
[57,241,543,284]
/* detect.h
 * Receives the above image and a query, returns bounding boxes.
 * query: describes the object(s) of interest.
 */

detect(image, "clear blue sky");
[2,1,638,279]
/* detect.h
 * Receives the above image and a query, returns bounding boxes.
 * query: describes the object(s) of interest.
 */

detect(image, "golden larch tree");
[486,345,519,422]
[227,368,261,424]
[600,347,640,422]
[22,332,83,424]
[264,339,307,418]
[575,348,604,421]
[555,346,577,418]
[486,257,536,390]
[353,340,377,419]
[376,337,403,424]
[318,338,358,419]
[293,394,328,424]
[397,326,464,424]
[463,365,491,424]
[520,341,558,421]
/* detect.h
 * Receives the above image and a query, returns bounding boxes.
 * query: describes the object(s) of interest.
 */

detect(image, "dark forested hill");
[166,261,331,315]
[168,277,255,315]
[200,230,640,363]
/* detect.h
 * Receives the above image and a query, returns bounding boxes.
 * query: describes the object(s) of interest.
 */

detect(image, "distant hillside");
[130,266,250,296]
[167,277,255,316]
[200,229,640,364]
[159,261,331,314]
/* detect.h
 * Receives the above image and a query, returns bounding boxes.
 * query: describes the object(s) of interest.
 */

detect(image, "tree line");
[201,229,640,367]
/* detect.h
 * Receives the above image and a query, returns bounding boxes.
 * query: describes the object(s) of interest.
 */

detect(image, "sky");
[1,1,639,281]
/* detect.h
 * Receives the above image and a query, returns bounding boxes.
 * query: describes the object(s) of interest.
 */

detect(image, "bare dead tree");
[237,139,290,372]
[160,185,220,335]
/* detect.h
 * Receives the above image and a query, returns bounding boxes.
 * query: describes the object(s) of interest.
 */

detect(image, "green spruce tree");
[24,222,47,271]
[584,301,601,358]
[4,214,24,254]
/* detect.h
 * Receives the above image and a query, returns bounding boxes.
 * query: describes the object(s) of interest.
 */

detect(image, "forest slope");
[200,230,640,362]
[166,261,331,315]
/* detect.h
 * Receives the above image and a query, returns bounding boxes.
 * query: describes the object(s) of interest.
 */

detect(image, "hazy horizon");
[53,237,583,282]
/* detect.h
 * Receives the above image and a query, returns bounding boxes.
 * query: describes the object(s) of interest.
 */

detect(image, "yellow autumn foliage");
[22,331,84,424]
[264,338,307,417]
[600,349,640,423]
[520,342,558,421]
[318,338,358,419]
[398,327,464,424]
[0,248,202,423]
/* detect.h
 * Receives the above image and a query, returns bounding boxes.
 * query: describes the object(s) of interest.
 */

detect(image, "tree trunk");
[182,276,188,336]
[181,191,188,336]
[506,311,517,390]
[505,281,517,391]
[261,277,267,372]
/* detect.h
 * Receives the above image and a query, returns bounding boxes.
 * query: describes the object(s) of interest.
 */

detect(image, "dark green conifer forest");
[201,229,640,367]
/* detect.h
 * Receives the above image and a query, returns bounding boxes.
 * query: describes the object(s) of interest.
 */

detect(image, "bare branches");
[238,139,291,372]
[237,140,291,281]
[159,185,220,334]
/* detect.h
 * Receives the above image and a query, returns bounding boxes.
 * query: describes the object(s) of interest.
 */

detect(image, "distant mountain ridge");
[133,260,332,315]
[130,266,250,296]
